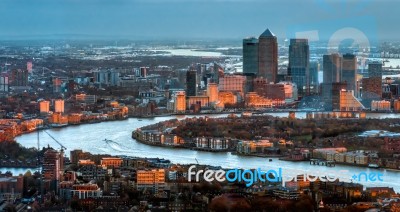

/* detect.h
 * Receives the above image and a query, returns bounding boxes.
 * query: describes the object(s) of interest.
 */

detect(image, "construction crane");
[42,130,67,150]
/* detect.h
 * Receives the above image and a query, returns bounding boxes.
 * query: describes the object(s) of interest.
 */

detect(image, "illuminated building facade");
[174,91,186,113]
[39,100,50,113]
[54,99,65,113]
[136,169,165,193]
[207,82,219,104]
[339,90,364,111]
[219,75,246,97]
[100,157,123,168]
[218,91,237,106]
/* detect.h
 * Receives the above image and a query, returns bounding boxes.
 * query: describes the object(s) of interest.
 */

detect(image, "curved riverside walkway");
[14,112,400,192]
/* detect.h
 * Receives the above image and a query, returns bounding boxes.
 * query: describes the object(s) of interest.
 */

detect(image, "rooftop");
[259,28,275,38]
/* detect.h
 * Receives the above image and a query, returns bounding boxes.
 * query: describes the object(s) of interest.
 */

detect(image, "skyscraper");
[288,39,309,95]
[323,54,342,83]
[322,54,343,110]
[309,61,319,94]
[342,53,357,96]
[186,70,197,96]
[368,61,383,78]
[243,37,259,76]
[207,83,219,103]
[258,28,278,83]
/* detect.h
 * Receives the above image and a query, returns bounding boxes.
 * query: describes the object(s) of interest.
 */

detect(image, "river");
[13,112,400,192]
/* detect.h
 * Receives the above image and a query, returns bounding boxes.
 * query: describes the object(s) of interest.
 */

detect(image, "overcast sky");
[0,0,398,41]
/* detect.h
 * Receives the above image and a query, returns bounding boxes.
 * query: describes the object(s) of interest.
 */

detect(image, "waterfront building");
[243,37,259,76]
[49,113,68,125]
[339,90,364,111]
[100,157,123,168]
[136,169,165,193]
[258,28,278,83]
[288,39,310,95]
[219,75,246,98]
[54,99,65,113]
[245,92,284,108]
[195,137,230,150]
[218,91,237,106]
[174,91,186,113]
[39,100,50,113]
[371,100,391,111]
[186,70,197,96]
[253,78,291,100]
[342,54,358,96]
[237,140,274,154]
[207,82,219,104]
[187,96,209,109]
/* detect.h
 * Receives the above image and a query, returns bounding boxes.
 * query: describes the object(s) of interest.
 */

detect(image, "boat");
[50,123,68,128]
[269,159,273,162]
[368,164,380,168]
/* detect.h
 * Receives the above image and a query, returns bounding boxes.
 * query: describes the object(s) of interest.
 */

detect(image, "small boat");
[138,119,142,121]
[269,159,273,162]
[368,164,380,168]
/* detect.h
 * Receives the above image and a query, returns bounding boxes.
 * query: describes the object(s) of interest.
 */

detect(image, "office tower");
[323,54,342,83]
[54,99,65,113]
[39,100,50,113]
[309,61,319,94]
[43,149,63,181]
[288,39,310,95]
[258,28,278,83]
[243,37,259,76]
[368,61,383,78]
[342,53,357,96]
[322,54,343,110]
[174,91,186,113]
[207,83,219,103]
[186,70,197,96]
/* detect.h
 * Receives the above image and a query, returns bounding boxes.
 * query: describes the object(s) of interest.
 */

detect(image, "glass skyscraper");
[242,37,258,76]
[288,39,309,95]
